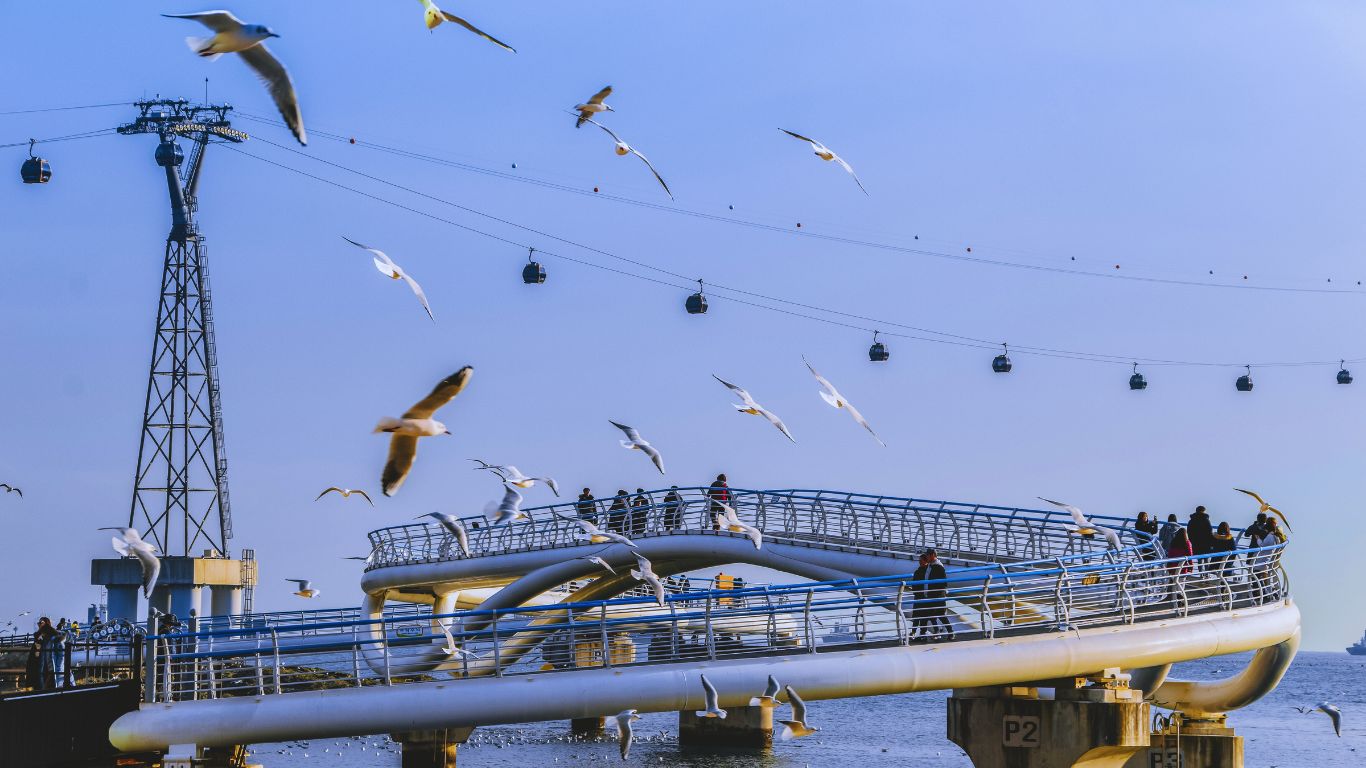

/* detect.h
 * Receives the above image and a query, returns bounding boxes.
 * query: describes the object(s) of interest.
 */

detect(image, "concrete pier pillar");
[1123,715,1243,768]
[679,705,773,749]
[106,585,140,622]
[208,585,242,617]
[391,727,473,768]
[947,678,1149,768]
[570,716,606,739]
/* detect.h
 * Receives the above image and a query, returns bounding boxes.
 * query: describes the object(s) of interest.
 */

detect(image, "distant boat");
[1349,630,1366,656]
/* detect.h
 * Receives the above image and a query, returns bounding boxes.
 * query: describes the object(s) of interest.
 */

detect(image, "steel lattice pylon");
[119,100,249,557]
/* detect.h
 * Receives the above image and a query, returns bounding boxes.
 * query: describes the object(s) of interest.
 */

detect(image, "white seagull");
[778,685,819,739]
[577,555,618,575]
[1295,702,1342,737]
[314,487,373,506]
[1234,488,1293,532]
[715,503,762,550]
[286,579,320,598]
[779,129,866,194]
[574,86,614,128]
[713,375,795,443]
[474,463,559,496]
[612,709,641,759]
[696,674,727,719]
[487,483,528,525]
[100,527,160,598]
[630,553,666,606]
[376,367,472,496]
[609,421,665,474]
[570,517,638,548]
[436,619,480,659]
[344,237,434,321]
[416,0,516,52]
[417,512,472,558]
[749,675,781,708]
[803,357,884,446]
[1038,497,1101,536]
[163,11,305,145]
[582,118,673,200]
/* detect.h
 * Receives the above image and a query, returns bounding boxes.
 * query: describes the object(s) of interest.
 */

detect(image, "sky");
[0,2,1363,651]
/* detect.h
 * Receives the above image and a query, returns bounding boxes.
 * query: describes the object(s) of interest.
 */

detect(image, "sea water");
[251,651,1363,766]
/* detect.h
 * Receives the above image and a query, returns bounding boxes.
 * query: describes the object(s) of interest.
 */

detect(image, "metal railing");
[364,488,1158,571]
[140,542,1286,703]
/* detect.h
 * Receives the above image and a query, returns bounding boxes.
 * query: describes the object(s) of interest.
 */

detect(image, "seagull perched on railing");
[609,421,666,474]
[487,483,528,525]
[100,527,160,598]
[417,512,472,557]
[375,367,472,496]
[286,579,320,598]
[612,709,640,759]
[749,675,782,708]
[803,357,884,446]
[314,487,373,505]
[715,503,762,550]
[696,674,727,719]
[1039,497,1122,550]
[713,375,795,443]
[1234,488,1293,532]
[630,553,666,606]
[568,516,638,548]
[778,685,819,739]
[471,461,559,496]
[1295,702,1342,736]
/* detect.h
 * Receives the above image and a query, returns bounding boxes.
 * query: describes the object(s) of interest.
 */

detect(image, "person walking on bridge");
[576,488,597,522]
[708,474,730,531]
[606,490,629,534]
[914,550,952,641]
[630,489,649,537]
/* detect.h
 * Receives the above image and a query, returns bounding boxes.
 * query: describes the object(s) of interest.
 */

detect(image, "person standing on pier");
[707,474,730,531]
[606,490,629,534]
[1158,514,1182,551]
[1188,505,1214,560]
[914,550,952,640]
[1134,512,1159,559]
[576,488,597,522]
[1240,512,1269,545]
[662,486,684,529]
[27,617,59,690]
[1210,522,1237,579]
[630,488,649,537]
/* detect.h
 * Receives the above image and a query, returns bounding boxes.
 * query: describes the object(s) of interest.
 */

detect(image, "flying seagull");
[630,553,666,607]
[696,674,727,719]
[749,675,782,708]
[417,512,472,557]
[474,463,560,496]
[314,487,373,505]
[778,685,819,740]
[582,118,673,200]
[163,11,306,145]
[612,709,640,759]
[577,555,617,575]
[1295,702,1342,737]
[779,129,866,194]
[100,527,160,598]
[574,86,614,128]
[0,483,20,498]
[436,619,480,658]
[610,421,665,474]
[286,579,320,598]
[1233,488,1293,532]
[803,357,884,446]
[343,237,434,321]
[1037,497,1123,550]
[713,375,795,442]
[715,503,762,550]
[569,517,637,548]
[376,367,472,496]
[487,483,528,525]
[416,0,516,52]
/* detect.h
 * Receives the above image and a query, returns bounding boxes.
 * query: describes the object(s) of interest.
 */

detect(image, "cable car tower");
[92,99,256,622]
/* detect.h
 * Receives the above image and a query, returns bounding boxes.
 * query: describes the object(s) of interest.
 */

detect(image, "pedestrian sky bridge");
[107,488,1300,756]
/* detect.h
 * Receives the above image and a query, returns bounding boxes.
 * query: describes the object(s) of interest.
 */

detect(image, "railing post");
[493,612,504,676]
[598,604,611,668]
[703,596,715,660]
[381,622,392,686]
[253,634,265,696]
[979,575,993,639]
[160,638,172,702]
[131,637,144,700]
[803,589,815,653]
[270,629,282,694]
[205,632,217,699]
[144,618,158,703]
[895,582,907,645]
[351,623,362,687]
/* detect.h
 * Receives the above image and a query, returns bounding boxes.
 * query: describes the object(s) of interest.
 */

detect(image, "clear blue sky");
[1,2,1362,651]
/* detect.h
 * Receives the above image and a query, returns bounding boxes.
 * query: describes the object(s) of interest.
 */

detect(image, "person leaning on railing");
[662,486,683,530]
[575,488,596,521]
[1210,522,1237,580]
[1134,512,1160,560]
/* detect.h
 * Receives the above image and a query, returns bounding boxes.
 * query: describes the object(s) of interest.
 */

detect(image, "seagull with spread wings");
[1295,702,1342,737]
[416,0,516,51]
[1234,488,1293,532]
[286,579,320,598]
[581,118,673,200]
[574,85,614,127]
[577,555,618,575]
[344,237,434,321]
[100,527,160,598]
[713,375,796,443]
[779,129,866,194]
[314,487,373,505]
[630,553,666,606]
[473,462,559,496]
[376,367,472,496]
[568,516,638,548]
[749,675,782,708]
[778,685,819,739]
[696,674,727,719]
[612,709,641,759]
[715,503,762,550]
[0,483,20,498]
[803,357,884,446]
[163,11,305,145]
[487,483,528,525]
[1039,497,1122,550]
[610,421,666,474]
[417,512,472,557]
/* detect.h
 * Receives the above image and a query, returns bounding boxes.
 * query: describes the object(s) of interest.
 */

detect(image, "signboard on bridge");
[1002,715,1041,747]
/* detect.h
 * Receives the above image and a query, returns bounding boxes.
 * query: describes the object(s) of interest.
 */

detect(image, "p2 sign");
[1002,715,1041,747]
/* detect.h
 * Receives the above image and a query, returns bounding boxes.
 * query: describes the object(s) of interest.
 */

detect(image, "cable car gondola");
[992,343,1012,373]
[1129,363,1147,390]
[522,247,545,284]
[685,279,707,315]
[868,331,889,362]
[1235,365,1254,392]
[1338,361,1353,385]
[20,139,51,184]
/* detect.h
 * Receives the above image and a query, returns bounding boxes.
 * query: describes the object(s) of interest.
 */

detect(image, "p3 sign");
[1002,715,1041,747]
[1147,748,1180,767]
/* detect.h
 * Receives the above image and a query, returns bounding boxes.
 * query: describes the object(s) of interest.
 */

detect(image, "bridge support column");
[391,727,473,768]
[1124,714,1243,768]
[679,705,773,750]
[570,716,606,739]
[947,675,1149,768]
